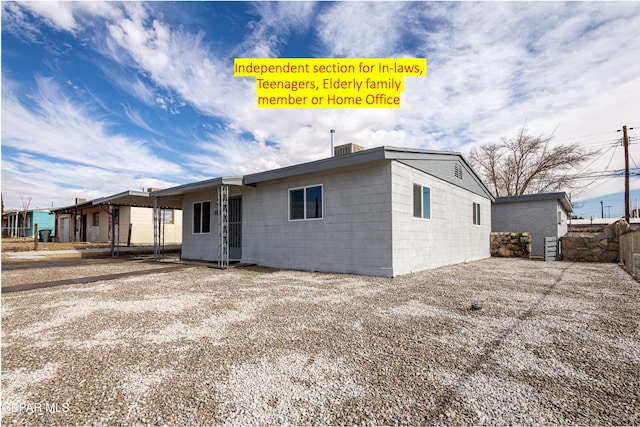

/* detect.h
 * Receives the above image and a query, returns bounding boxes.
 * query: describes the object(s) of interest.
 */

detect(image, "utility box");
[334,143,364,157]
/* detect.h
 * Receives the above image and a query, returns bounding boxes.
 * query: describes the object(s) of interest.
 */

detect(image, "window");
[92,212,100,226]
[413,184,431,219]
[193,201,211,233]
[289,185,323,220]
[473,202,481,225]
[162,209,175,224]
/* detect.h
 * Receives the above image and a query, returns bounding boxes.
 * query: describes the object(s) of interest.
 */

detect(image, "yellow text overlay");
[234,58,427,109]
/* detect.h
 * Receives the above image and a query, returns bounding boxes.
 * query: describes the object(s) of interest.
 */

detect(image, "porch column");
[218,184,229,267]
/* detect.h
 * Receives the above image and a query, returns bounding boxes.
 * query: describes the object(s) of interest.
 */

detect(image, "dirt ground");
[2,237,113,252]
[1,257,639,426]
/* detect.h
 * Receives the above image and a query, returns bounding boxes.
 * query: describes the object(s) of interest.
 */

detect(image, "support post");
[623,125,630,223]
[33,223,38,251]
[218,185,229,267]
[153,197,160,261]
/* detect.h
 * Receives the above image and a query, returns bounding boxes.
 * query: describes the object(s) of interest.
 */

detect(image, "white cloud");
[317,2,413,57]
[240,2,318,57]
[1,75,184,177]
[2,1,639,209]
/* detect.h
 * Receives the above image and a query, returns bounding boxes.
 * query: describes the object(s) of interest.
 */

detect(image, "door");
[229,196,242,260]
[62,218,70,242]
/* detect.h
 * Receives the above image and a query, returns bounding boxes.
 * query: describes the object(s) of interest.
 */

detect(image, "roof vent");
[454,163,463,179]
[334,143,364,157]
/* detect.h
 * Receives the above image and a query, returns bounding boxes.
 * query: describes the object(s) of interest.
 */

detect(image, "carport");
[51,191,182,258]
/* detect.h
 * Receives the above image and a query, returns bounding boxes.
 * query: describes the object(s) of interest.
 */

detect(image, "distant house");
[51,191,182,245]
[491,192,573,258]
[2,209,56,240]
[152,146,495,277]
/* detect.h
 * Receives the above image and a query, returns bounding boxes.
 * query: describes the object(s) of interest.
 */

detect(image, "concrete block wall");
[492,199,564,257]
[242,160,394,276]
[391,162,492,275]
[181,189,219,261]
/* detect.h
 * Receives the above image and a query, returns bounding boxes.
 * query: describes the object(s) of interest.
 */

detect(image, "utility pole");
[623,125,630,223]
[600,200,604,219]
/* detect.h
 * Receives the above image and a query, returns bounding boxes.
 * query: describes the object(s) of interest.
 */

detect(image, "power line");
[552,130,619,142]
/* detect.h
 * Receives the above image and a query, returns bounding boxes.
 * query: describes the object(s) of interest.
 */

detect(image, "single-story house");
[152,145,495,277]
[491,192,573,258]
[2,209,56,240]
[51,190,182,245]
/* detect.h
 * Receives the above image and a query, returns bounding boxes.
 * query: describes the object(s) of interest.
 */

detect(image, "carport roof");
[51,190,182,214]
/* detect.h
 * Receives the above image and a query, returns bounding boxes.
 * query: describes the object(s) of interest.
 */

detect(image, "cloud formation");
[1,1,639,210]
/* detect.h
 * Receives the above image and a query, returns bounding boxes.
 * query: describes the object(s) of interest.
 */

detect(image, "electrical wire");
[552,131,619,142]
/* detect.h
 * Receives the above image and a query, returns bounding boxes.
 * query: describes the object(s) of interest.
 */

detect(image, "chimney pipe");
[330,129,335,157]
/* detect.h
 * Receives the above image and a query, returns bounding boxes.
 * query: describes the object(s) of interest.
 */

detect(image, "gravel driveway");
[2,258,639,426]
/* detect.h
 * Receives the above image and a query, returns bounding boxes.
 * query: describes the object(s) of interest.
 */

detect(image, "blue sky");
[1,1,639,219]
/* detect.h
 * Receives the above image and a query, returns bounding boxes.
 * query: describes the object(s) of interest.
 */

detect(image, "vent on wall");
[454,163,463,179]
[334,143,364,157]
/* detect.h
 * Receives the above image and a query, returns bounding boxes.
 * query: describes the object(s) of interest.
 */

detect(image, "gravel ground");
[1,258,639,426]
[1,257,175,288]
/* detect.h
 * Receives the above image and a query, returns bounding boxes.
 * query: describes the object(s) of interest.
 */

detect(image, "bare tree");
[469,125,599,197]
[19,195,32,241]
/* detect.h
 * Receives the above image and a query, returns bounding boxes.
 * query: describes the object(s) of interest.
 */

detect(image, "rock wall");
[562,220,630,262]
[490,232,531,258]
[619,230,640,279]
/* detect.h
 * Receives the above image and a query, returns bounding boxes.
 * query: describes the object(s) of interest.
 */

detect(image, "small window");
[289,185,323,220]
[193,201,211,234]
[92,212,100,226]
[473,202,481,225]
[413,184,431,219]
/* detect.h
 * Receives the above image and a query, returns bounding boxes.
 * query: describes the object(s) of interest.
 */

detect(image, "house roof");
[151,177,244,198]
[494,192,573,213]
[151,146,495,201]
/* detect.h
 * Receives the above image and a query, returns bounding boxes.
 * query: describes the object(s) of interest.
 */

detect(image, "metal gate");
[228,196,242,260]
[544,236,559,261]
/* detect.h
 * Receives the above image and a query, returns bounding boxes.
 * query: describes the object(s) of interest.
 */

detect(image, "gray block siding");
[492,199,567,257]
[391,162,492,275]
[181,190,218,261]
[242,160,394,277]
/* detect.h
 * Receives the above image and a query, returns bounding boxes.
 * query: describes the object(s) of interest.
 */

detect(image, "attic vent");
[454,163,463,179]
[334,143,364,157]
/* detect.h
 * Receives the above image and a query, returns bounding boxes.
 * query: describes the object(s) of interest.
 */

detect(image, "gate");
[229,196,242,260]
[544,236,559,261]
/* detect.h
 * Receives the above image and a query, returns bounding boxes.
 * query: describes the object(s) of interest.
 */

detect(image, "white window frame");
[413,183,431,220]
[288,184,323,221]
[193,200,211,234]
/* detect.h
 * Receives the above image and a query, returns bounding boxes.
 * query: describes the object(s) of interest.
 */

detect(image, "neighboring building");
[2,209,56,240]
[153,146,495,277]
[492,192,573,258]
[51,191,182,245]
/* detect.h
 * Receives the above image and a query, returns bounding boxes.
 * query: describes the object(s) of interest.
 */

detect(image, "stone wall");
[490,232,531,258]
[619,230,640,279]
[561,220,630,262]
